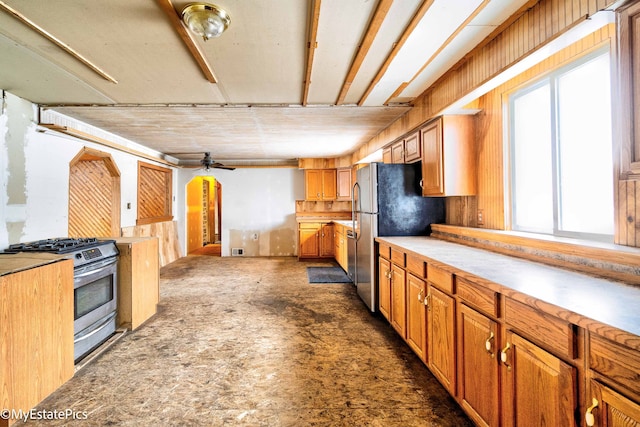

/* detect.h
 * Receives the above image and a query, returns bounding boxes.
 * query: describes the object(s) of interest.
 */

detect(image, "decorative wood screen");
[137,162,173,225]
[68,148,121,237]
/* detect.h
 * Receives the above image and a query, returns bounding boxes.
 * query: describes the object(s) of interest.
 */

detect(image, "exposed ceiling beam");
[384,0,492,105]
[335,0,393,106]
[38,124,176,167]
[155,0,218,84]
[0,0,118,84]
[357,0,435,106]
[303,0,321,106]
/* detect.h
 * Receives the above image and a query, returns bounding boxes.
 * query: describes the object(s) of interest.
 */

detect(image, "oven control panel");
[79,248,103,260]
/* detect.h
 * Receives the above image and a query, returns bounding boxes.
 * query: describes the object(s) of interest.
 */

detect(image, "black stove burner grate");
[7,237,103,254]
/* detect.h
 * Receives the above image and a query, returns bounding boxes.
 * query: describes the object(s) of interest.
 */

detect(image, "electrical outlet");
[477,209,484,226]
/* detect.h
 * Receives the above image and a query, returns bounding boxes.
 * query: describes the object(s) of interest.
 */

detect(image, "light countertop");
[376,236,640,337]
[0,252,71,277]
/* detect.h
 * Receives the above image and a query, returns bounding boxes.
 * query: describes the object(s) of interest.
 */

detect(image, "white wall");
[0,91,177,249]
[177,167,304,257]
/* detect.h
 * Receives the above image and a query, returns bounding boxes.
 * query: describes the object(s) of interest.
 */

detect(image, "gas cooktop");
[5,237,115,254]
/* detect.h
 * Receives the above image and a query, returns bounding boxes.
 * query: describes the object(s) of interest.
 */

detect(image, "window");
[509,50,614,241]
[137,161,173,225]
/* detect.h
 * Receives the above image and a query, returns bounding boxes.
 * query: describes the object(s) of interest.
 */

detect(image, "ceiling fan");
[175,152,236,170]
[199,152,236,170]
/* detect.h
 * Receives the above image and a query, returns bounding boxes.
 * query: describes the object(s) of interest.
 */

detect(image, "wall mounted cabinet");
[304,169,337,201]
[403,131,421,163]
[335,168,352,201]
[420,116,476,197]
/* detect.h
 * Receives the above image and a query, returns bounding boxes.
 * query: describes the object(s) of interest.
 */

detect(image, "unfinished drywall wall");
[177,168,304,257]
[0,92,177,247]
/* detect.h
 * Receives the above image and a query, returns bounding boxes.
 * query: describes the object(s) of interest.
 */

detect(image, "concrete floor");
[20,256,472,426]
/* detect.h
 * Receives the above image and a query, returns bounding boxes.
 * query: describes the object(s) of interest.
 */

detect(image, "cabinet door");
[382,146,393,163]
[304,170,323,200]
[378,257,392,321]
[390,264,407,338]
[427,285,456,394]
[588,380,640,427]
[458,304,499,427]
[321,169,337,200]
[299,225,320,257]
[320,224,334,257]
[406,273,427,361]
[421,120,444,196]
[501,331,577,427]
[336,168,352,201]
[404,131,421,163]
[391,140,405,163]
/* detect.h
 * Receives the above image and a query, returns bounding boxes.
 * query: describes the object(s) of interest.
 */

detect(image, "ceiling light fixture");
[181,3,230,41]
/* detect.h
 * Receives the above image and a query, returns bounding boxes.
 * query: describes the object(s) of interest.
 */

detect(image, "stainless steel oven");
[73,255,118,361]
[5,238,119,362]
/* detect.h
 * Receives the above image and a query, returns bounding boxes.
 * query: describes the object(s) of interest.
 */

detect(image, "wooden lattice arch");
[68,147,121,237]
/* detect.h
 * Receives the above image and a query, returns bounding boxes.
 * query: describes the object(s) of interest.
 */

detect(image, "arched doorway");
[186,176,222,256]
[68,147,121,237]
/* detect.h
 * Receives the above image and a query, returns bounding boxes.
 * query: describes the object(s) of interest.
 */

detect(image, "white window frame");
[507,47,615,242]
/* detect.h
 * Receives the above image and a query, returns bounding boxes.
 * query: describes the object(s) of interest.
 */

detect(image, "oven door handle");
[74,313,116,344]
[74,258,117,279]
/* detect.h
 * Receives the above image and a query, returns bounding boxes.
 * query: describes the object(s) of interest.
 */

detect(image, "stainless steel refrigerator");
[349,162,445,312]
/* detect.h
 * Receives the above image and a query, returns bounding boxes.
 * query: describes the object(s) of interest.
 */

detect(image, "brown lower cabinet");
[427,284,456,395]
[378,256,392,320]
[458,304,499,427]
[500,331,577,427]
[298,222,334,259]
[376,242,640,427]
[587,380,640,427]
[406,273,427,360]
[1,259,74,427]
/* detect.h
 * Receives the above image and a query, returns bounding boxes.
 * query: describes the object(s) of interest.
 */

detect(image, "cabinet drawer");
[590,333,640,396]
[427,265,453,293]
[457,277,498,318]
[505,298,575,359]
[299,222,320,229]
[391,248,405,267]
[406,255,426,278]
[378,242,391,260]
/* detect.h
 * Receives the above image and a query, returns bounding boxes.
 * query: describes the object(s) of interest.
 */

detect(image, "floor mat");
[307,266,352,283]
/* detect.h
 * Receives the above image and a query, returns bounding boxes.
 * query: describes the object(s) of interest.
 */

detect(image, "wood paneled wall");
[137,162,173,225]
[121,221,182,267]
[351,0,616,164]
[618,180,640,246]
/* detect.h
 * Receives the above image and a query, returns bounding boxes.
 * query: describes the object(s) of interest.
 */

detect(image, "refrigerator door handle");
[351,182,361,242]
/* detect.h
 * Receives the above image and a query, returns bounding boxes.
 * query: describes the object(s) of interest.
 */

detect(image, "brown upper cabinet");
[391,140,405,164]
[382,146,393,164]
[403,131,421,163]
[383,131,421,164]
[335,168,352,201]
[420,115,476,197]
[304,169,337,201]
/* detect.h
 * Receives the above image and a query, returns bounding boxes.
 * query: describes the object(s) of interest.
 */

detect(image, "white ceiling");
[0,0,533,166]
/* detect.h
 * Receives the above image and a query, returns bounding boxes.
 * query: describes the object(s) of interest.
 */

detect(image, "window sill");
[430,224,640,285]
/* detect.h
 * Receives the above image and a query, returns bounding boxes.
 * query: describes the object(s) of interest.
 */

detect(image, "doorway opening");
[186,176,222,256]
